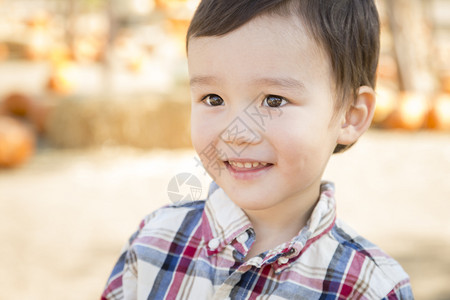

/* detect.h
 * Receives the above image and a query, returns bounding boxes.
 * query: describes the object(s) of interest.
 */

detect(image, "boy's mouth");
[224,160,274,173]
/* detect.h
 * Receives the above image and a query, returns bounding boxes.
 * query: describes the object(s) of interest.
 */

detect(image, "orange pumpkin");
[383,92,429,130]
[0,116,35,168]
[2,93,34,118]
[373,86,397,125]
[47,61,77,94]
[428,93,450,131]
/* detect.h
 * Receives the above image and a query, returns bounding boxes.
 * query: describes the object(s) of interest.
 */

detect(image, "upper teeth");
[229,161,268,168]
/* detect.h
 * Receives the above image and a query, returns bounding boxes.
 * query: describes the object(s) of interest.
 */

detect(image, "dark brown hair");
[186,0,380,153]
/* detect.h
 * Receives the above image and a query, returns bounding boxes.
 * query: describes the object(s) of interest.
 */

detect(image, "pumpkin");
[373,86,397,125]
[0,116,35,168]
[428,93,450,131]
[2,93,34,118]
[384,92,429,130]
[47,61,77,94]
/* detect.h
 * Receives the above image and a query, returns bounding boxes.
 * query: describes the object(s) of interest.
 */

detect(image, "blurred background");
[0,0,449,299]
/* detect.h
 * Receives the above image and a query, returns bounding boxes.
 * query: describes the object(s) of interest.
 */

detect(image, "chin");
[223,187,278,211]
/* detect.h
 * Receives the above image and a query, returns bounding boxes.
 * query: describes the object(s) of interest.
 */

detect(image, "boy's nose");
[219,114,262,146]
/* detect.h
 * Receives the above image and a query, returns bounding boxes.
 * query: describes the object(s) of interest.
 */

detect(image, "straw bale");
[46,93,192,149]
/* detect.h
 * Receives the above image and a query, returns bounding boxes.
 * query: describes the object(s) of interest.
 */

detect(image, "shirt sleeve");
[382,278,414,300]
[101,218,147,300]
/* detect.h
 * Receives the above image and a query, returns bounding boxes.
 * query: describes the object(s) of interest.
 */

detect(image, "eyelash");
[201,94,289,108]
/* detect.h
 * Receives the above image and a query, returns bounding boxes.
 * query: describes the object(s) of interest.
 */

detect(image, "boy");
[102,0,413,299]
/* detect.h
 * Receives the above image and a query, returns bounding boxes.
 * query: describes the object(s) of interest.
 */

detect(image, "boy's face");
[188,14,346,212]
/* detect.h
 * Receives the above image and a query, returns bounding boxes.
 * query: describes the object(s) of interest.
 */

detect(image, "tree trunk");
[386,0,439,94]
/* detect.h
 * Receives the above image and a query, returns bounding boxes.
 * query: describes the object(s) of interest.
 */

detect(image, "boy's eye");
[262,95,288,108]
[202,94,224,106]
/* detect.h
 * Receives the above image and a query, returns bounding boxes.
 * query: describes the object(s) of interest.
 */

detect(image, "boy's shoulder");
[331,218,403,269]
[314,218,412,298]
[137,200,207,234]
[138,182,222,233]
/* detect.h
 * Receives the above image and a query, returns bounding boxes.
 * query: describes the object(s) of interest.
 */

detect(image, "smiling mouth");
[225,160,274,172]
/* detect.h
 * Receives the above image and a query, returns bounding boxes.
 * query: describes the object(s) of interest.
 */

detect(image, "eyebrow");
[189,75,305,90]
[252,77,305,90]
[189,76,219,87]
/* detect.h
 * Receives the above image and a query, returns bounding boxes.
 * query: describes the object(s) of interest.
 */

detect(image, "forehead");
[187,14,330,87]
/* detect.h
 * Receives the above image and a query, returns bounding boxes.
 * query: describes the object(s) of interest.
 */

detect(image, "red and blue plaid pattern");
[102,182,413,299]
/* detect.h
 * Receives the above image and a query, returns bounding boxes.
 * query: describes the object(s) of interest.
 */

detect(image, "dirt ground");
[0,130,449,300]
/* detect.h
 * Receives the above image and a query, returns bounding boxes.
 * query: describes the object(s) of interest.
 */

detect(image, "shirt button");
[208,238,220,250]
[286,247,296,256]
[249,256,263,266]
[278,256,289,264]
[237,231,249,244]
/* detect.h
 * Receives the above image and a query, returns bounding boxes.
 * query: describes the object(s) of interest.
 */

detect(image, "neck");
[243,183,320,258]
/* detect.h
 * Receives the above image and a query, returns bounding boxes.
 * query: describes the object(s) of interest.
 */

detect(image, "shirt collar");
[201,181,337,269]
[201,182,253,255]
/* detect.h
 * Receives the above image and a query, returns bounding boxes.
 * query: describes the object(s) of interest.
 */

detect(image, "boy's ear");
[337,86,376,146]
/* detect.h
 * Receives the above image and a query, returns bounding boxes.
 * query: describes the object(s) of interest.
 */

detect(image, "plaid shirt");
[102,182,413,300]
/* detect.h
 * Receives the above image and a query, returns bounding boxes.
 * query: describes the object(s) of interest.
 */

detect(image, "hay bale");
[46,93,192,149]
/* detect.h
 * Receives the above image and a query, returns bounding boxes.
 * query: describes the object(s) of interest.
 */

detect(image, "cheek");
[190,108,222,155]
[266,110,335,167]
[190,110,207,154]
[265,109,315,148]
[266,116,308,167]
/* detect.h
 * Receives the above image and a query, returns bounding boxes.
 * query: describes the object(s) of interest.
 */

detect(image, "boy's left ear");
[337,86,376,146]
